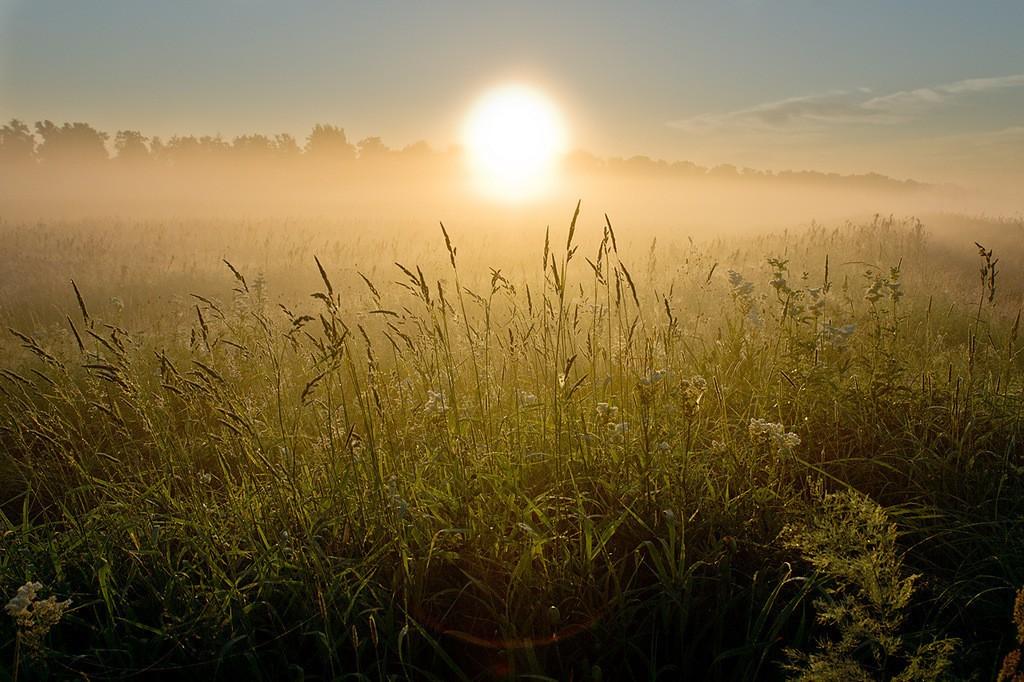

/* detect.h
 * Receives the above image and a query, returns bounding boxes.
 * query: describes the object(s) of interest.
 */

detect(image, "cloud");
[924,125,1024,160]
[670,74,1024,133]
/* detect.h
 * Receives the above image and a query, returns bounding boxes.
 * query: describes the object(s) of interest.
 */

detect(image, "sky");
[2,1,1023,188]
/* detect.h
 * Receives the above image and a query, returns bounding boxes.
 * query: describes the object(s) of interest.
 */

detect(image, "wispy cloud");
[670,74,1024,133]
[921,125,1024,162]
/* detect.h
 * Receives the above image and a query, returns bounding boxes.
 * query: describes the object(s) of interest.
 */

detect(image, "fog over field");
[3,2,1024,680]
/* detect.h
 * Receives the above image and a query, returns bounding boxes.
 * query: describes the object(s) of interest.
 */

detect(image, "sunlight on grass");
[1,208,1022,678]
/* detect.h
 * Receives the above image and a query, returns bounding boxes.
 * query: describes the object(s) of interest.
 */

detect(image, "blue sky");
[2,1,1023,185]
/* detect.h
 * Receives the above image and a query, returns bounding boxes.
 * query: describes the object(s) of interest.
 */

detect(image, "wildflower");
[198,471,212,485]
[5,581,41,619]
[822,322,857,348]
[595,403,619,422]
[780,432,801,450]
[636,369,666,403]
[727,270,754,298]
[749,418,801,453]
[424,390,447,417]
[680,375,707,418]
[607,420,629,442]
[649,369,667,384]
[749,418,785,441]
[557,373,567,389]
[6,581,71,657]
[518,390,539,406]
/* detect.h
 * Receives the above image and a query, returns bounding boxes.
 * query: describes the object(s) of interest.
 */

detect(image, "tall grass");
[1,210,1022,679]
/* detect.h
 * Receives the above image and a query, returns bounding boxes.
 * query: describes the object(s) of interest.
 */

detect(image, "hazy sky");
[2,1,1023,187]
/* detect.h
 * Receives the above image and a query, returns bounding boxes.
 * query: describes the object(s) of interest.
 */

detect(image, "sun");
[463,84,568,201]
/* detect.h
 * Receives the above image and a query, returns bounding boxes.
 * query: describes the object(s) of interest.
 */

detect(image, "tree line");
[0,119,433,166]
[0,118,926,191]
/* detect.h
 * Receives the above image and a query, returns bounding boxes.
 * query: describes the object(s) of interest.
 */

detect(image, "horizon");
[0,114,951,185]
[2,1,1024,193]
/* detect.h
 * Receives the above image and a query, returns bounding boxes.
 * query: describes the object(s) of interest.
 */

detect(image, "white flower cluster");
[680,375,707,417]
[821,322,857,348]
[518,390,539,406]
[637,368,667,404]
[5,581,43,619]
[595,402,619,421]
[748,418,801,451]
[639,369,667,387]
[596,403,628,440]
[6,581,71,656]
[728,270,754,298]
[424,390,447,416]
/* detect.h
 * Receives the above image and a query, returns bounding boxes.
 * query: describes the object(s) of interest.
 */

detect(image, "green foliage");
[783,489,958,680]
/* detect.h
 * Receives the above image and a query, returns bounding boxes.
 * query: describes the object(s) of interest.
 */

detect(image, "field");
[2,208,1024,680]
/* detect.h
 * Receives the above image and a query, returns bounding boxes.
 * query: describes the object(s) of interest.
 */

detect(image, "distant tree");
[708,163,738,178]
[114,130,150,162]
[670,160,705,176]
[610,155,668,175]
[197,135,230,159]
[566,149,604,173]
[305,124,355,161]
[357,136,390,160]
[163,135,229,164]
[149,136,166,161]
[399,140,432,158]
[163,135,198,163]
[34,121,109,163]
[273,133,301,159]
[232,134,275,161]
[0,119,36,164]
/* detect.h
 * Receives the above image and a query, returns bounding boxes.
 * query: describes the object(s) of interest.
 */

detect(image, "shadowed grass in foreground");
[2,208,1023,680]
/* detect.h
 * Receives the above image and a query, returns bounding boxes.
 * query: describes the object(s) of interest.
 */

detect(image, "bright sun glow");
[463,84,568,201]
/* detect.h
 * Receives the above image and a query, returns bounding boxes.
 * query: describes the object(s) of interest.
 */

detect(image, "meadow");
[2,208,1023,680]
